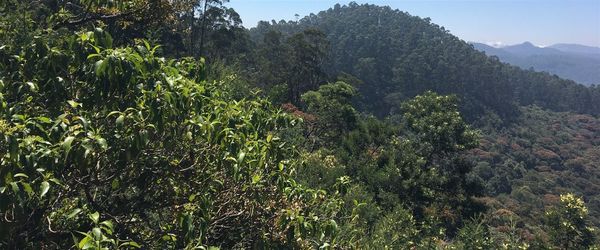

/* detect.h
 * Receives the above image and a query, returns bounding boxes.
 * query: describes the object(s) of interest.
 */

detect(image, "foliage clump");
[0,3,340,248]
[545,193,597,249]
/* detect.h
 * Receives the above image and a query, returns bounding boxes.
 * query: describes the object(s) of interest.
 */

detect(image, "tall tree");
[286,28,329,104]
[185,0,245,60]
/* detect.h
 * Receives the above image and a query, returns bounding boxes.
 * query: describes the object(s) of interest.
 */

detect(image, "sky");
[225,0,600,47]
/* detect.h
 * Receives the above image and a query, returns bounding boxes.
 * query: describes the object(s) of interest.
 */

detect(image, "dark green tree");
[286,28,330,104]
[301,81,358,148]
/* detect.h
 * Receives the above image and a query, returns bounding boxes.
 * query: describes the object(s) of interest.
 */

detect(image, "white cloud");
[485,41,506,48]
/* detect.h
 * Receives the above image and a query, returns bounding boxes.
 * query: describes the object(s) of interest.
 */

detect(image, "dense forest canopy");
[246,3,600,121]
[1,0,599,249]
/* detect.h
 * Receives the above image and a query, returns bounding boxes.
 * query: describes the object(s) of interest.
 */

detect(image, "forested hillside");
[247,3,600,120]
[470,107,600,226]
[1,0,598,249]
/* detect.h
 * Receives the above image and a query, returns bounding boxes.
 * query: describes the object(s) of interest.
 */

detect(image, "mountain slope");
[249,3,600,120]
[470,106,600,226]
[503,42,563,56]
[473,42,600,86]
[471,43,514,58]
[550,43,600,55]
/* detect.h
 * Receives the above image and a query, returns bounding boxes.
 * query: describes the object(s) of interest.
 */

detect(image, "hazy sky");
[226,0,600,47]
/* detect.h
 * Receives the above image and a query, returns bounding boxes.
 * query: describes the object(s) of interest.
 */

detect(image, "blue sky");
[226,0,600,47]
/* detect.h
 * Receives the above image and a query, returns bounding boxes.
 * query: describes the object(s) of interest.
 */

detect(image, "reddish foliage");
[568,114,593,124]
[470,148,494,161]
[521,230,536,242]
[479,138,492,148]
[281,103,316,123]
[281,103,299,113]
[533,148,561,161]
[583,124,599,132]
[542,194,560,205]
[510,143,523,151]
[492,208,516,218]
[535,165,552,172]
[537,137,555,146]
[496,225,511,233]
[496,136,509,147]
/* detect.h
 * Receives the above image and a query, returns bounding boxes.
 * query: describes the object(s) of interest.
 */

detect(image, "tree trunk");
[198,0,209,58]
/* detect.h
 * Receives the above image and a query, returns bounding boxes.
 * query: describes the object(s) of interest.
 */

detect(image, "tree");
[301,81,358,148]
[286,28,329,104]
[194,0,246,60]
[545,193,597,249]
[249,28,330,105]
[401,91,479,160]
[400,91,484,232]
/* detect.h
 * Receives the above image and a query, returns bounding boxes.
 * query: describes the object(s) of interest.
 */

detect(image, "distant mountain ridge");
[472,42,600,86]
[549,43,600,55]
[504,42,563,55]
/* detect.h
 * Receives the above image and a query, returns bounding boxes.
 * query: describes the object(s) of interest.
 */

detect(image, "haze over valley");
[472,41,600,86]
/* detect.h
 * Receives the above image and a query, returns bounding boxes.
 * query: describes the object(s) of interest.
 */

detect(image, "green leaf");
[78,234,92,249]
[237,151,246,164]
[252,174,262,184]
[90,44,101,54]
[67,100,81,108]
[11,114,25,121]
[119,241,141,248]
[40,181,50,198]
[116,115,125,128]
[10,182,19,193]
[67,208,82,219]
[26,81,37,92]
[89,212,100,224]
[49,178,62,186]
[62,136,76,154]
[100,220,114,231]
[14,173,29,179]
[111,179,119,190]
[97,137,108,150]
[94,59,107,76]
[106,111,121,118]
[87,53,101,60]
[76,116,89,129]
[143,40,151,50]
[8,136,18,161]
[36,116,52,123]
[22,183,34,197]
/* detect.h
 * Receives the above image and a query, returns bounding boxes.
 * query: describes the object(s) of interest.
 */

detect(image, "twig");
[47,216,58,233]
